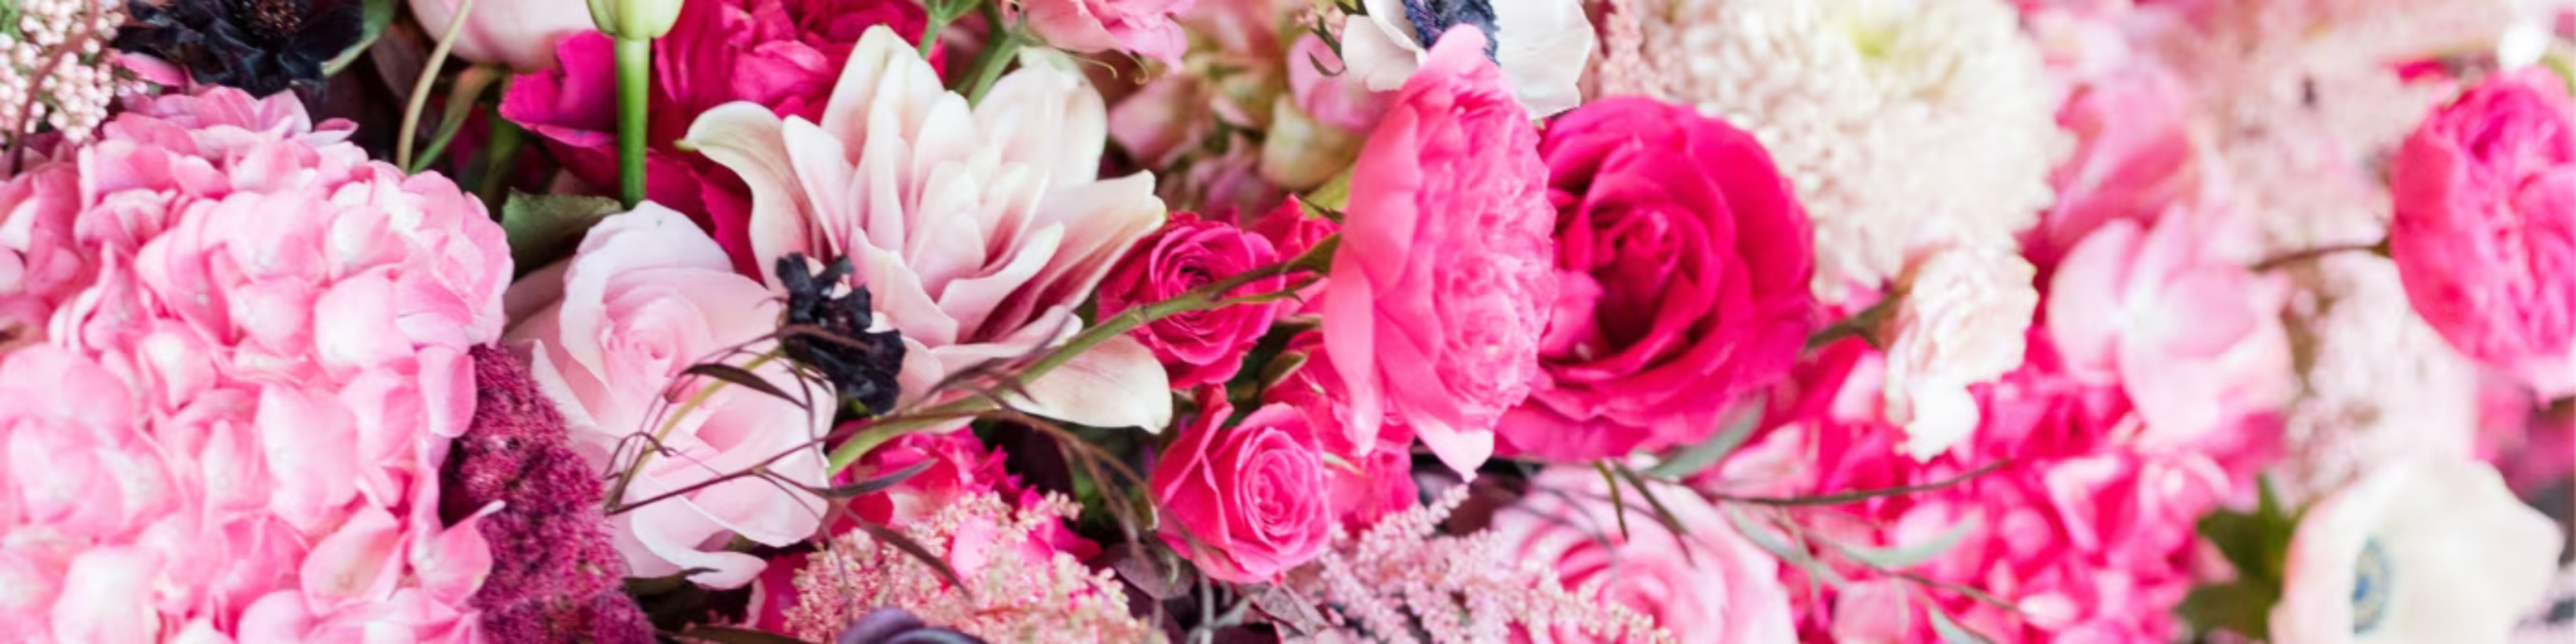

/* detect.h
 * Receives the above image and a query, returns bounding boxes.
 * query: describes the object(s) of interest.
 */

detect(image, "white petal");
[1005,333,1174,431]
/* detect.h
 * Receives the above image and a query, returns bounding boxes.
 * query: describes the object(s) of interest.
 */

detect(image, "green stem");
[2250,238,2389,273]
[478,111,525,216]
[604,352,779,511]
[614,35,652,208]
[397,0,478,170]
[917,7,953,59]
[957,2,1020,104]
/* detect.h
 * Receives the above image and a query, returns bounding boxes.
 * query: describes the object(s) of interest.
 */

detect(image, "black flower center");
[1400,0,1499,59]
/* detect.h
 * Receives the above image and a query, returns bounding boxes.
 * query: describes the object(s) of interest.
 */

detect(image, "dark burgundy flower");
[114,0,361,96]
[778,253,907,415]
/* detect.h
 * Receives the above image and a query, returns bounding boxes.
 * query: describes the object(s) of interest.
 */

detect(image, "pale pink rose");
[2388,68,2576,398]
[1490,467,1795,643]
[407,0,595,72]
[1323,27,1557,475]
[1151,390,1332,583]
[2047,208,2292,449]
[686,25,1174,432]
[2273,458,2563,644]
[1015,0,1195,66]
[504,203,830,589]
[1881,243,2039,460]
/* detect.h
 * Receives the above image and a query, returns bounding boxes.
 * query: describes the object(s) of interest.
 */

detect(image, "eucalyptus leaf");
[1721,505,1846,587]
[2178,580,2278,640]
[1833,515,1980,569]
[500,192,623,275]
[1647,392,1767,479]
[1928,606,1991,644]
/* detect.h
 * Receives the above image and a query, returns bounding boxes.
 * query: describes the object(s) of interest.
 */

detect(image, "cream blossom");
[2272,458,2563,644]
[1638,0,2069,300]
[685,25,1173,430]
[1339,0,1597,117]
[1879,242,2038,460]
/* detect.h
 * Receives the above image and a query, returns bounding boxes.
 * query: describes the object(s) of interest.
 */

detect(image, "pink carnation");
[0,87,510,641]
[1322,26,1557,475]
[1098,212,1288,388]
[2388,68,2576,398]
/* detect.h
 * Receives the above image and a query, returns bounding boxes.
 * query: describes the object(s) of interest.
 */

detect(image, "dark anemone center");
[1399,0,1500,59]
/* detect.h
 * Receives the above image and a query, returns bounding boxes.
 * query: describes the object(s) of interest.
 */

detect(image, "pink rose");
[504,204,830,589]
[1322,27,1557,475]
[407,0,595,72]
[2388,68,2576,398]
[2047,207,2291,449]
[500,0,928,276]
[1495,97,1818,462]
[1015,0,1194,66]
[1151,390,1332,583]
[1265,332,1419,529]
[1488,468,1796,643]
[1098,213,1288,388]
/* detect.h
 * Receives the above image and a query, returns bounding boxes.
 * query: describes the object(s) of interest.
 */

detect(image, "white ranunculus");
[1338,0,1596,117]
[2272,458,2564,644]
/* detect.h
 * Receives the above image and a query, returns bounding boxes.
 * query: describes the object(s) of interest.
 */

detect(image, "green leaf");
[500,192,623,275]
[407,65,506,174]
[1927,606,1991,644]
[1721,505,1847,587]
[1647,392,1767,479]
[323,0,399,76]
[1833,515,1980,570]
[676,626,813,644]
[2178,580,2278,640]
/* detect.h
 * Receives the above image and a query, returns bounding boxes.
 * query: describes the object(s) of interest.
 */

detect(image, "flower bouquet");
[2,0,2572,642]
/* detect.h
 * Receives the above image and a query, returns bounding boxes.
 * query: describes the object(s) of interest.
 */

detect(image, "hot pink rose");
[2388,68,2576,398]
[1322,27,1556,475]
[1265,332,1419,529]
[1015,0,1194,66]
[504,204,829,589]
[500,0,928,276]
[1489,467,1796,643]
[1494,97,1819,462]
[1152,390,1332,583]
[1098,213,1288,388]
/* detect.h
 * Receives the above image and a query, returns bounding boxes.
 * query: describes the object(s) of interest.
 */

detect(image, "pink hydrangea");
[2046,206,2292,450]
[1322,27,1557,475]
[0,87,510,641]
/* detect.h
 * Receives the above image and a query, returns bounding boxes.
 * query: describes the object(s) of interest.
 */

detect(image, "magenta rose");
[1151,390,1332,583]
[2389,68,2576,399]
[1099,213,1287,388]
[500,0,927,276]
[1321,27,1557,476]
[1492,97,1818,462]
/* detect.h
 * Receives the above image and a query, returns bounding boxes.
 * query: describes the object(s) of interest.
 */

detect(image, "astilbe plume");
[1283,487,1672,644]
[786,491,1159,643]
[0,0,125,152]
[441,346,654,642]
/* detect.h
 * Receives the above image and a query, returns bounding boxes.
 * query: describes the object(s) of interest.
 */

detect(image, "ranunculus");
[1496,97,1817,463]
[0,87,507,641]
[1151,390,1333,583]
[407,0,596,72]
[686,25,1174,430]
[2388,68,2576,398]
[1488,467,1796,643]
[1881,243,2038,460]
[1097,213,1287,388]
[500,0,928,276]
[2048,208,2292,449]
[1264,332,1418,529]
[1339,0,1596,117]
[504,204,830,589]
[1015,0,1195,66]
[2271,458,2563,644]
[1324,27,1556,476]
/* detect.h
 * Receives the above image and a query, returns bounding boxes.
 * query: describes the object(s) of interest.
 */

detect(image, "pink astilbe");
[441,346,653,642]
[1283,487,1672,644]
[785,491,1157,644]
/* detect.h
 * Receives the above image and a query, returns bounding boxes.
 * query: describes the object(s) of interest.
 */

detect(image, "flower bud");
[585,0,682,39]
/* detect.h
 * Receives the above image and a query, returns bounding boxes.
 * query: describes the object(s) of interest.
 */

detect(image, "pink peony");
[1495,97,1818,462]
[1097,212,1288,388]
[2047,207,2292,449]
[1265,331,1419,529]
[504,203,830,589]
[686,25,1173,431]
[1322,27,1556,475]
[0,87,509,641]
[1490,468,1796,643]
[500,0,929,276]
[2388,68,2576,398]
[1015,0,1195,66]
[1152,390,1334,583]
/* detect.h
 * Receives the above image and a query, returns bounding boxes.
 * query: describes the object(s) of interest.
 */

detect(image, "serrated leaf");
[858,521,972,599]
[681,363,801,405]
[807,459,934,498]
[2178,580,2277,640]
[500,192,623,275]
[677,626,812,644]
[1928,607,1991,644]
[1834,515,1979,570]
[1648,392,1768,479]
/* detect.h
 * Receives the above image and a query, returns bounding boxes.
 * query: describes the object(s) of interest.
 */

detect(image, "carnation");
[1881,243,2039,460]
[1637,0,2070,299]
[0,87,510,640]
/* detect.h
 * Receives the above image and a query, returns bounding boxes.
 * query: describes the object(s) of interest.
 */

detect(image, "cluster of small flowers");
[785,491,1158,644]
[0,0,126,148]
[1285,487,1672,644]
